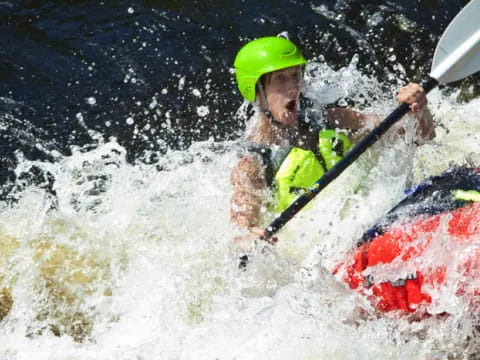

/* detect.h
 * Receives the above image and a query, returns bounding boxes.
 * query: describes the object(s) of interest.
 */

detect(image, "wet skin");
[261,66,302,126]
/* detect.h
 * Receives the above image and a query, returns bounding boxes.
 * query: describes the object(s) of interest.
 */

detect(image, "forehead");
[270,66,302,77]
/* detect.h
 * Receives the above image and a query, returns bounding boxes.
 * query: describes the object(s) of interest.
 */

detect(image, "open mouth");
[285,99,296,113]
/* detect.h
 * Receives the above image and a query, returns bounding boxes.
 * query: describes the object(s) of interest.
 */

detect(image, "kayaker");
[230,35,435,250]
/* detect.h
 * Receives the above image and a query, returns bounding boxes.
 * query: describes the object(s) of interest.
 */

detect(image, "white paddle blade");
[430,0,480,84]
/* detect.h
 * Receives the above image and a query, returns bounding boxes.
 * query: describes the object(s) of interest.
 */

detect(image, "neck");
[248,112,299,146]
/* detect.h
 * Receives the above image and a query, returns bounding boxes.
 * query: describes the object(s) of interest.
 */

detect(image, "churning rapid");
[1,1,480,359]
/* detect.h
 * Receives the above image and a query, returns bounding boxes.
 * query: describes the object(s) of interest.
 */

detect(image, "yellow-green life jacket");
[273,129,352,213]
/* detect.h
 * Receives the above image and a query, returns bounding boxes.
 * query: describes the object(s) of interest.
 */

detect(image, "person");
[230,36,435,251]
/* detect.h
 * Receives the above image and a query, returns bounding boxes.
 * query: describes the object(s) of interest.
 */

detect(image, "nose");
[287,78,300,96]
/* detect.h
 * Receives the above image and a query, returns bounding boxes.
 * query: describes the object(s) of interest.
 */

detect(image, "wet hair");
[256,73,271,98]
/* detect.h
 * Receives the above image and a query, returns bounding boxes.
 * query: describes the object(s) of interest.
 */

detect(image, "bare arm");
[230,154,266,229]
[325,83,436,142]
[230,155,278,249]
[326,107,379,141]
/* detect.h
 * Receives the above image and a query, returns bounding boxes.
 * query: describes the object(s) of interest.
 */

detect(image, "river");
[0,0,480,359]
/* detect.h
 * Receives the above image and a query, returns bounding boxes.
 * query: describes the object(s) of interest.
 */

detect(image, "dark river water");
[0,0,476,194]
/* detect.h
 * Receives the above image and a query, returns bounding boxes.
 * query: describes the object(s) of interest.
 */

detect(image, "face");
[262,66,302,126]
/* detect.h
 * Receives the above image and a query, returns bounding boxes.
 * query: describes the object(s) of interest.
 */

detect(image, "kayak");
[335,167,480,315]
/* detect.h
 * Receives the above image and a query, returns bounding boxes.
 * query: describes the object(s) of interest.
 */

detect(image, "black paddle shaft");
[264,77,438,238]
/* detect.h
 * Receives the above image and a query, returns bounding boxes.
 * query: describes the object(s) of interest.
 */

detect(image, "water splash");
[0,59,480,359]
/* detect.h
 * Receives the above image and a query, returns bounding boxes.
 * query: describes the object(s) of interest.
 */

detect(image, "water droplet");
[76,113,83,121]
[149,98,157,109]
[127,7,134,14]
[196,105,210,117]
[87,97,96,105]
[192,89,201,97]
[178,76,185,91]
[126,117,134,125]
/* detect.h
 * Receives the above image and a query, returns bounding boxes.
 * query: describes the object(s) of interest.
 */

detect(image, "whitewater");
[0,58,480,360]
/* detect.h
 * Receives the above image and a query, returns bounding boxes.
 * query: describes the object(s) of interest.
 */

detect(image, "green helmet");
[234,36,307,102]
